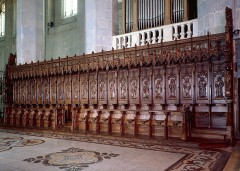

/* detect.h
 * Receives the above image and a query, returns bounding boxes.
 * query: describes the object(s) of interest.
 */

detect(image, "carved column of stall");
[98,71,109,134]
[15,106,22,127]
[164,0,171,25]
[88,72,99,133]
[108,71,118,134]
[138,68,152,138]
[127,69,140,136]
[225,7,234,141]
[10,105,15,126]
[44,109,50,129]
[183,0,188,21]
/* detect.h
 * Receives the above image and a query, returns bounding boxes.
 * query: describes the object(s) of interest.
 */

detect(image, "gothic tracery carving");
[130,79,138,99]
[215,76,224,98]
[109,80,116,99]
[90,81,97,99]
[99,81,105,99]
[169,77,176,98]
[82,81,87,99]
[183,76,191,98]
[155,77,163,100]
[198,76,207,98]
[120,79,127,99]
[142,78,150,99]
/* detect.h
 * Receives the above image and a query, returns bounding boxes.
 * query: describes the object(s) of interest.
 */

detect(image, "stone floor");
[0,127,238,171]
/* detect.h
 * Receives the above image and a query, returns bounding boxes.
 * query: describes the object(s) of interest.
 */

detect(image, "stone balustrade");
[113,19,198,49]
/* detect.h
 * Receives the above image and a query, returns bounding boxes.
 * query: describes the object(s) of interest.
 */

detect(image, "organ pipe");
[137,0,165,30]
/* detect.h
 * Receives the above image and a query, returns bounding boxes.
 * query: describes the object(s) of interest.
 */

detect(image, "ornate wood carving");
[50,77,57,104]
[37,79,43,104]
[31,79,37,104]
[180,64,193,103]
[213,62,225,103]
[72,75,80,104]
[166,66,179,104]
[65,76,72,104]
[129,69,140,104]
[43,78,50,104]
[26,79,31,104]
[153,67,165,104]
[57,76,65,104]
[108,71,117,104]
[98,72,107,105]
[14,81,19,104]
[196,63,209,103]
[140,68,152,104]
[118,70,128,104]
[89,73,98,105]
[20,80,25,104]
[80,73,89,104]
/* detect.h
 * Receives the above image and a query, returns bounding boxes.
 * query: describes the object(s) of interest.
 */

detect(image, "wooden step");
[191,128,228,140]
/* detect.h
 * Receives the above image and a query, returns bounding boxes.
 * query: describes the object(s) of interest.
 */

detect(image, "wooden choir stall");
[3,8,234,142]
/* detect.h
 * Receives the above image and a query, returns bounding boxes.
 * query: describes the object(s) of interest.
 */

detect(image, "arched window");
[0,3,5,37]
[63,0,77,18]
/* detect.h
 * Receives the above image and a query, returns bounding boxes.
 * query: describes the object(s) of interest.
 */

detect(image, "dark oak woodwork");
[3,8,235,141]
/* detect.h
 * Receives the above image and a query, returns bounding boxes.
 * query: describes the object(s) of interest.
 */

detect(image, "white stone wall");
[16,0,44,64]
[198,0,240,36]
[85,0,113,54]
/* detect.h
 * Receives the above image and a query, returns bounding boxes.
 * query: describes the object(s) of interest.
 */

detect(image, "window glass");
[0,3,5,37]
[63,0,77,18]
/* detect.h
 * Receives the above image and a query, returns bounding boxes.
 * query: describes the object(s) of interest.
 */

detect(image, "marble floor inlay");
[0,128,231,171]
[24,147,119,171]
[0,136,44,152]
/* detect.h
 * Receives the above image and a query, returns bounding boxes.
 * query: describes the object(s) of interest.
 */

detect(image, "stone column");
[164,0,171,25]
[16,0,44,65]
[183,0,188,21]
[122,0,126,33]
[132,0,138,31]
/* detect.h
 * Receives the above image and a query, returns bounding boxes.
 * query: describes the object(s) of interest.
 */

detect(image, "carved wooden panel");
[89,73,98,105]
[166,66,179,104]
[80,73,89,104]
[213,62,225,103]
[26,79,31,104]
[37,78,43,104]
[129,69,140,104]
[50,77,57,104]
[65,75,72,104]
[196,63,209,103]
[43,78,50,104]
[98,72,107,105]
[20,80,25,104]
[195,112,209,128]
[118,70,128,104]
[57,76,64,104]
[31,79,37,104]
[140,68,152,104]
[72,74,80,104]
[108,71,117,104]
[180,64,193,103]
[14,81,19,104]
[153,67,165,104]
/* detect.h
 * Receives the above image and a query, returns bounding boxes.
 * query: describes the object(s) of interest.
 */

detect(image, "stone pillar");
[122,0,126,33]
[164,0,171,25]
[16,0,44,65]
[183,0,188,21]
[132,0,138,31]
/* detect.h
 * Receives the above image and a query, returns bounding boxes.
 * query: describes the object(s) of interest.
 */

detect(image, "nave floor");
[0,127,237,171]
